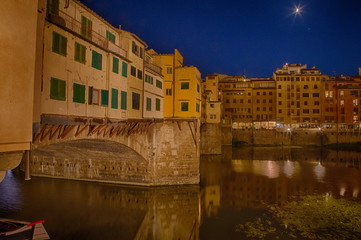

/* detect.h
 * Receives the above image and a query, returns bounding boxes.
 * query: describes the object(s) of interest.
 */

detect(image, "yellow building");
[143,51,164,119]
[34,0,131,128]
[0,0,38,181]
[151,49,202,118]
[120,31,147,119]
[204,75,222,123]
[273,63,327,125]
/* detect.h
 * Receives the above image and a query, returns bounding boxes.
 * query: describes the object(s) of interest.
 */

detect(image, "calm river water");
[1,147,361,239]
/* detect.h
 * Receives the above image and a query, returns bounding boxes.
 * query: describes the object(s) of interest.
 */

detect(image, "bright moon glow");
[296,8,300,13]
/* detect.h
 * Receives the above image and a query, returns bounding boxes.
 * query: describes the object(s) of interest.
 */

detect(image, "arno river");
[1,147,361,239]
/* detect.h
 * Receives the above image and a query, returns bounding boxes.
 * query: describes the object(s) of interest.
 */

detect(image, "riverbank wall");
[232,129,361,146]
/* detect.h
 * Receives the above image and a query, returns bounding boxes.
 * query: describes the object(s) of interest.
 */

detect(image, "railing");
[48,10,127,59]
[144,61,162,75]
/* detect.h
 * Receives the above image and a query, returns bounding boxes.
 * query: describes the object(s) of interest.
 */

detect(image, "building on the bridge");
[143,50,164,119]
[203,75,222,124]
[273,63,328,126]
[120,30,147,119]
[151,49,202,118]
[33,0,132,127]
[0,1,38,181]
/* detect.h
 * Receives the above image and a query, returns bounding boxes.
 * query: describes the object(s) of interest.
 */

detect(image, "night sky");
[80,0,361,78]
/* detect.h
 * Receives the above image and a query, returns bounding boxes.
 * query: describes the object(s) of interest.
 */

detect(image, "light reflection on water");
[1,147,361,239]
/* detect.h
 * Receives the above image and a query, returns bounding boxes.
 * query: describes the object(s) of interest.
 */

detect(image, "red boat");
[0,219,49,240]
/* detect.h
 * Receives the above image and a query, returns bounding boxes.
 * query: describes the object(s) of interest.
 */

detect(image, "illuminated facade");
[151,49,202,118]
[273,63,327,124]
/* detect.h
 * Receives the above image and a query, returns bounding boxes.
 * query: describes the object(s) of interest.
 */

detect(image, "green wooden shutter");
[74,42,86,63]
[101,90,109,106]
[60,36,67,56]
[113,57,119,73]
[122,62,127,77]
[121,91,127,110]
[47,0,59,15]
[156,98,160,111]
[111,88,118,109]
[73,83,85,103]
[92,50,102,70]
[146,98,151,111]
[50,77,66,101]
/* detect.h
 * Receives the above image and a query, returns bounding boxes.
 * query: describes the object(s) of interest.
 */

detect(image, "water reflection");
[1,147,361,239]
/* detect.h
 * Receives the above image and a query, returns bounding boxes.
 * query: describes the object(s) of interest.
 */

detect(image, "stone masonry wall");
[200,123,222,155]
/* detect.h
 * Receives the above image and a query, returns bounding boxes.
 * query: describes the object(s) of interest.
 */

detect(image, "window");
[278,85,282,89]
[302,93,309,97]
[313,109,320,113]
[52,31,67,56]
[50,77,66,101]
[197,84,200,92]
[132,92,140,110]
[210,103,214,108]
[146,97,151,111]
[278,101,282,105]
[304,101,308,105]
[156,80,162,89]
[303,109,309,113]
[92,50,102,70]
[166,89,172,95]
[156,98,160,111]
[314,101,320,105]
[341,108,345,114]
[120,91,127,110]
[106,30,115,43]
[47,0,59,15]
[137,69,142,80]
[81,15,92,40]
[111,57,119,74]
[181,82,189,89]
[196,103,200,112]
[314,85,318,89]
[304,85,309,89]
[181,102,189,111]
[278,109,282,113]
[73,83,85,103]
[111,88,118,109]
[167,67,172,74]
[88,87,99,105]
[278,93,282,97]
[101,90,109,106]
[74,42,86,63]
[130,66,136,76]
[313,93,319,97]
[354,99,358,106]
[122,62,128,77]
[145,74,153,84]
[340,91,344,97]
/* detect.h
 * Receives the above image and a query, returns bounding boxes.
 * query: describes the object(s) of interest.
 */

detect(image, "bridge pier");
[27,117,200,186]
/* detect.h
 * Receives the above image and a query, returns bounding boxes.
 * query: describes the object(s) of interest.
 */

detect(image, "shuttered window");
[52,31,67,56]
[88,87,100,105]
[130,66,136,76]
[156,98,160,111]
[92,50,102,70]
[181,82,189,89]
[146,98,151,111]
[156,80,162,89]
[101,90,109,106]
[122,62,128,77]
[74,42,86,64]
[132,92,140,110]
[47,0,59,15]
[181,102,188,111]
[50,77,66,101]
[106,30,115,43]
[81,15,92,40]
[73,83,85,103]
[111,88,118,109]
[196,103,200,112]
[113,57,119,73]
[121,91,127,110]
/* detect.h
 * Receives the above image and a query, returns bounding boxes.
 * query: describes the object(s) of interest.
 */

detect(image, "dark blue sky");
[81,0,361,78]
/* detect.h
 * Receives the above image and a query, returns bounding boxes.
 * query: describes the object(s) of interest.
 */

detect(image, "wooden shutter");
[101,90,109,106]
[111,88,118,109]
[121,91,127,110]
[122,62,127,77]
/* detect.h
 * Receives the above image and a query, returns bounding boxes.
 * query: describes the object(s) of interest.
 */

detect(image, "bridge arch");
[29,118,201,185]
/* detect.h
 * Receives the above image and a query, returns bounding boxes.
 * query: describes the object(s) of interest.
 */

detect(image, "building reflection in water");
[200,147,361,220]
[2,147,361,239]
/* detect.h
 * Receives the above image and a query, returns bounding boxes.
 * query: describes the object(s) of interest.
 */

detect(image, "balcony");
[144,61,162,76]
[47,10,127,59]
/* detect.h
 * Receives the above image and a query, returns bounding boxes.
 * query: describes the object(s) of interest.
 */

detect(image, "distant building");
[273,63,328,125]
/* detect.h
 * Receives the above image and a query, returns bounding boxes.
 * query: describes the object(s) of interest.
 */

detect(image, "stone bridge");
[27,115,200,186]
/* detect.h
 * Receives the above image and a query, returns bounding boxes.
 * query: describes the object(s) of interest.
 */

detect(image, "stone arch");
[31,139,153,185]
